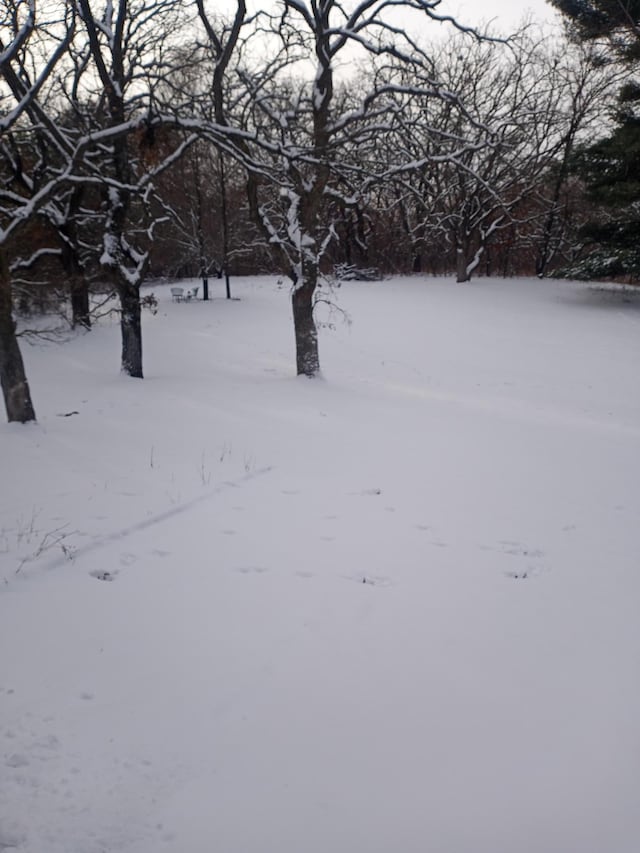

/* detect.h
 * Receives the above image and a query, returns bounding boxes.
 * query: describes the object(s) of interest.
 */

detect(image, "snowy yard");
[1,275,639,853]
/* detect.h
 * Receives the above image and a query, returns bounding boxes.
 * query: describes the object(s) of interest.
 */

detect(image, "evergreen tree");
[550,1,640,60]
[550,1,640,279]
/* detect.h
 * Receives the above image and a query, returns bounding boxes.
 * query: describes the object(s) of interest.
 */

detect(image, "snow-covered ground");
[1,275,639,853]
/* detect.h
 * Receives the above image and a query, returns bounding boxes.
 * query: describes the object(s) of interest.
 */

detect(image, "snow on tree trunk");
[0,253,36,423]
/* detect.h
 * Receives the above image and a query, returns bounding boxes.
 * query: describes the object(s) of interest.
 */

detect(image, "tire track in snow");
[41,466,274,572]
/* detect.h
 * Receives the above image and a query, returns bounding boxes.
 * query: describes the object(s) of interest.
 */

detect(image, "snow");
[1,275,640,853]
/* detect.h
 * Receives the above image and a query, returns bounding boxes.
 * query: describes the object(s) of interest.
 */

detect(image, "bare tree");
[195,0,481,376]
[0,0,200,421]
[0,0,76,422]
[72,0,200,378]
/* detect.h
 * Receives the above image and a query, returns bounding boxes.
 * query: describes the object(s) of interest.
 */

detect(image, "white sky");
[223,0,561,31]
[450,0,559,31]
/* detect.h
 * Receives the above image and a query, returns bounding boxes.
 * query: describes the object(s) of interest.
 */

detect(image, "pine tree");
[550,1,640,279]
[550,1,640,61]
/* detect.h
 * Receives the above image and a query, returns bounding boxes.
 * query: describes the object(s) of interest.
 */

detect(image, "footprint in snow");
[505,568,539,580]
[503,546,544,558]
[484,541,545,559]
[0,825,26,851]
[90,569,118,582]
[234,566,269,575]
[343,573,392,588]
[5,754,29,769]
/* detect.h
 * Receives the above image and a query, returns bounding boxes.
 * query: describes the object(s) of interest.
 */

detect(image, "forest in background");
[1,0,638,422]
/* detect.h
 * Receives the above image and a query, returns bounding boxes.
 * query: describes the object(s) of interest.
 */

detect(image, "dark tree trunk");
[0,253,36,422]
[62,189,91,329]
[119,283,143,378]
[220,153,232,300]
[70,274,91,329]
[456,248,470,283]
[292,277,319,377]
[194,146,209,300]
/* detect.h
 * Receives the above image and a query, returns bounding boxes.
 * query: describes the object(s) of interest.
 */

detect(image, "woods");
[0,0,636,421]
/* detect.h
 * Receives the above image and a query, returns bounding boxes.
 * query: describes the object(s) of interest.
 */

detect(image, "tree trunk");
[62,190,91,329]
[70,274,91,329]
[119,283,143,378]
[292,277,319,377]
[0,252,36,422]
[220,153,232,300]
[456,248,470,283]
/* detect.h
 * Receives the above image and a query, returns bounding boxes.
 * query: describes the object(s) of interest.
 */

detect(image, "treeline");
[0,0,637,423]
[115,32,623,285]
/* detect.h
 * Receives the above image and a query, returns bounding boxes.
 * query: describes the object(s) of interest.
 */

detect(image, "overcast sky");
[450,0,560,32]
[220,1,565,42]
